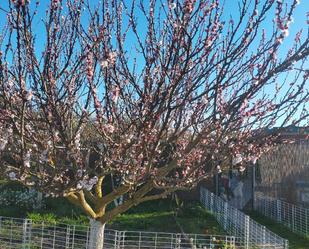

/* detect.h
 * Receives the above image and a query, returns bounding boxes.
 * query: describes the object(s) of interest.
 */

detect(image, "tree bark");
[88,219,105,249]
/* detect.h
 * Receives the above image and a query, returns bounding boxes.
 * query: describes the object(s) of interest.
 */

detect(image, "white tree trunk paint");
[88,219,105,249]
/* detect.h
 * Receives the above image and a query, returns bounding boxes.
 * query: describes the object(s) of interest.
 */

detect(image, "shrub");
[0,187,42,211]
[43,197,83,217]
[27,213,57,224]
[0,181,27,192]
[0,206,27,218]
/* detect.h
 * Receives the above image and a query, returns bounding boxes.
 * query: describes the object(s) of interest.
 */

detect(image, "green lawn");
[248,211,309,249]
[0,181,224,235]
[110,200,225,234]
[0,197,225,235]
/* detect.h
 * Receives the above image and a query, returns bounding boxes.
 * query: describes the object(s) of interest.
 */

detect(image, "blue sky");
[1,0,307,59]
[0,0,308,125]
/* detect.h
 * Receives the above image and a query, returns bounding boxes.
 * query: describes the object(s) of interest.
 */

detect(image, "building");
[255,126,309,207]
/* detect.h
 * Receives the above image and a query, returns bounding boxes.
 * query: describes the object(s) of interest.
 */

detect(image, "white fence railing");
[200,187,288,249]
[0,216,240,249]
[255,193,309,238]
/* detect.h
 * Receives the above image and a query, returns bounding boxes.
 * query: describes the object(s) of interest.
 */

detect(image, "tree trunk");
[88,219,105,249]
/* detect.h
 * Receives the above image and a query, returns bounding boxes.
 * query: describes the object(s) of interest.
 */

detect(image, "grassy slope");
[110,200,225,235]
[248,212,309,249]
[0,197,225,235]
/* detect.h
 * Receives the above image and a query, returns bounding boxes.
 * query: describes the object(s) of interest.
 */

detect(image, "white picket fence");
[0,216,240,249]
[255,193,309,238]
[200,187,289,249]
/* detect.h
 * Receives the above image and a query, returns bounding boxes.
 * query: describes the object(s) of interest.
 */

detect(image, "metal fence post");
[65,226,71,249]
[117,231,122,249]
[122,231,125,248]
[284,239,289,249]
[71,225,75,249]
[40,222,44,249]
[175,233,181,249]
[305,209,309,236]
[22,219,28,249]
[86,227,89,249]
[154,232,157,249]
[233,208,236,236]
[26,219,32,248]
[52,226,56,249]
[224,202,228,230]
[245,215,250,249]
[114,230,118,249]
[292,205,295,233]
[138,231,141,249]
[232,236,236,248]
[263,198,267,217]
[252,164,256,210]
[262,225,266,249]
[276,199,282,223]
[9,220,12,247]
[210,193,214,213]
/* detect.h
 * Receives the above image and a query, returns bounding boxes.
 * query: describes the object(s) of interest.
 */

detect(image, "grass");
[110,210,177,232]
[174,203,225,235]
[0,196,225,235]
[248,211,309,249]
[110,200,225,234]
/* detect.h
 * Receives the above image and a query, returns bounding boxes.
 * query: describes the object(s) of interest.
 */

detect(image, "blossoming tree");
[0,0,308,248]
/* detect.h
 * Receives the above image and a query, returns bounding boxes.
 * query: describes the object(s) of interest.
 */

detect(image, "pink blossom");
[253,79,259,86]
[0,126,12,151]
[40,149,49,163]
[251,156,258,164]
[222,137,228,144]
[170,3,177,10]
[86,52,94,81]
[100,60,108,68]
[276,37,283,44]
[75,131,81,150]
[104,124,115,133]
[232,154,243,165]
[77,177,98,191]
[239,166,246,172]
[216,165,222,173]
[184,0,195,14]
[282,29,289,37]
[295,30,302,43]
[108,52,117,65]
[23,150,31,168]
[25,90,33,101]
[8,172,17,180]
[111,86,120,103]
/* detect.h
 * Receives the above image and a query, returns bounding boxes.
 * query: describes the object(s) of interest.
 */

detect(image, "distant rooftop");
[268,126,309,142]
